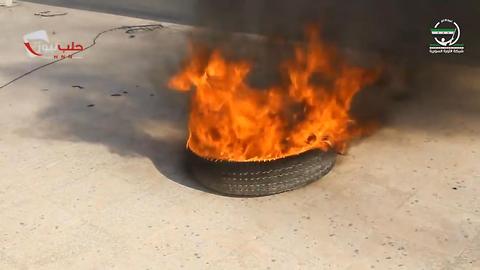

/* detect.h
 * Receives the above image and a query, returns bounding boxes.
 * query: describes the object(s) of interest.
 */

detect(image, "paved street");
[0,2,479,269]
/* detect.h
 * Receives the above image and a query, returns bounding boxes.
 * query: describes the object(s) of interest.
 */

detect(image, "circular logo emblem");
[431,19,460,46]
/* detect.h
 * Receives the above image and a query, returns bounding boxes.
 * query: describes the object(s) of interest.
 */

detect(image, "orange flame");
[169,28,381,161]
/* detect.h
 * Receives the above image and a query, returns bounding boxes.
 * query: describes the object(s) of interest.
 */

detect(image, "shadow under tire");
[186,149,336,197]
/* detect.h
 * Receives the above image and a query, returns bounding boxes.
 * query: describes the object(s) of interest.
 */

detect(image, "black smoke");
[187,0,480,126]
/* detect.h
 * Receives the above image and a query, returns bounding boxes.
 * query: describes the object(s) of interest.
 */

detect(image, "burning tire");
[186,149,336,196]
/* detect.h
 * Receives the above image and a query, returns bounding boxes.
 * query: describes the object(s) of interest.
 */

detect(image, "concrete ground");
[1,2,479,270]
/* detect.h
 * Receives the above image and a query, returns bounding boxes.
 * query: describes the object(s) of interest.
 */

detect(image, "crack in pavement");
[34,10,68,17]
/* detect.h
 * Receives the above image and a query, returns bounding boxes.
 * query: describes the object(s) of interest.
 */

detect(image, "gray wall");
[26,0,478,63]
[26,0,198,24]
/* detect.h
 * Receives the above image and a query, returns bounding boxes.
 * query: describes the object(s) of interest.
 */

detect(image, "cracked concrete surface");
[1,2,479,270]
